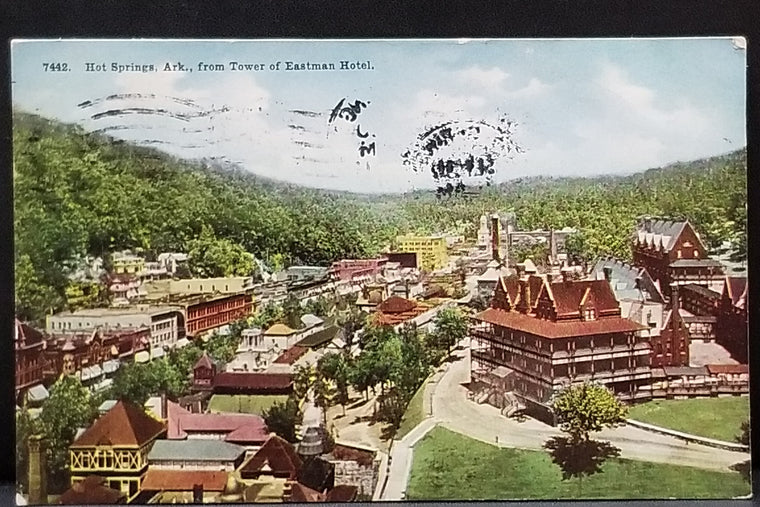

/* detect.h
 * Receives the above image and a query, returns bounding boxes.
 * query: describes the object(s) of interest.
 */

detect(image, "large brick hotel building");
[470,273,652,423]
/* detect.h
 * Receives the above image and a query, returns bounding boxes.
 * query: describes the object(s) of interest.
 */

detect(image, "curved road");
[433,345,749,471]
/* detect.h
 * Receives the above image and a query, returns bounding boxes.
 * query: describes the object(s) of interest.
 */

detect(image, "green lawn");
[208,394,289,415]
[395,381,428,439]
[407,427,750,500]
[627,396,749,442]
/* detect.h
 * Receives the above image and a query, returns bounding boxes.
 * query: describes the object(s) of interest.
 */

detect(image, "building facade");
[470,275,651,423]
[69,401,166,502]
[330,258,388,281]
[716,276,749,363]
[632,218,724,298]
[15,320,46,396]
[395,235,449,271]
[46,306,182,349]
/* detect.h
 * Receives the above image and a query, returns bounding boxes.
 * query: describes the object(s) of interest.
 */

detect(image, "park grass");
[208,394,289,415]
[407,427,750,500]
[395,381,428,439]
[627,395,749,442]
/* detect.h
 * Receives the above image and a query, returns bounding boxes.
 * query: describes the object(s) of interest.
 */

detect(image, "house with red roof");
[58,475,126,505]
[68,400,166,502]
[165,400,269,448]
[471,273,651,423]
[370,296,433,327]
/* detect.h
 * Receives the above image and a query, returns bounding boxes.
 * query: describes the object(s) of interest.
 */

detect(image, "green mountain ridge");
[13,111,747,323]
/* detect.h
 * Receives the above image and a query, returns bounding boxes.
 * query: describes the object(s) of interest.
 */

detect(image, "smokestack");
[561,268,571,283]
[28,435,47,504]
[491,215,501,263]
[603,267,612,282]
[549,229,557,265]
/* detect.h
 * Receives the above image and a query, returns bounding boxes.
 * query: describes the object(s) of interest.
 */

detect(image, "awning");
[151,347,166,360]
[135,351,150,363]
[80,366,94,381]
[27,384,49,402]
[103,360,120,374]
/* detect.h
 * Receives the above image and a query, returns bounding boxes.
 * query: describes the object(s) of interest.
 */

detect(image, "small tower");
[298,426,324,461]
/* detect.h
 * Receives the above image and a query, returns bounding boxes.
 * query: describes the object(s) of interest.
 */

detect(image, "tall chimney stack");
[28,434,47,505]
[603,267,612,282]
[491,215,501,263]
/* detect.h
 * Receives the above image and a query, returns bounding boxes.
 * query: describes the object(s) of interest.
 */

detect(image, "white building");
[46,305,183,349]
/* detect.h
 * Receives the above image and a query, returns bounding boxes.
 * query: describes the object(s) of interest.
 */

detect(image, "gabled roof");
[376,296,417,314]
[265,323,297,336]
[225,423,271,444]
[474,308,645,339]
[59,475,125,505]
[194,351,215,370]
[148,439,246,462]
[14,320,45,348]
[240,434,302,479]
[71,400,165,447]
[706,364,748,375]
[588,257,664,304]
[297,326,340,348]
[288,482,324,502]
[549,280,620,317]
[634,219,688,252]
[326,485,359,502]
[297,456,335,493]
[274,345,309,364]
[168,410,267,439]
[141,470,228,492]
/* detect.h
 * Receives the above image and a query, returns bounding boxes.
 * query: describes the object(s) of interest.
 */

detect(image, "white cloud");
[455,65,510,91]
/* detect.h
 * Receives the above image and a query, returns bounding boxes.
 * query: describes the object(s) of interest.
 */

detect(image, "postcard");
[11,38,750,504]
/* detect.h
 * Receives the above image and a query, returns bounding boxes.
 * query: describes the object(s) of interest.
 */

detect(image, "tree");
[317,352,352,414]
[282,293,304,330]
[263,397,301,443]
[293,364,315,402]
[202,332,239,364]
[736,420,750,446]
[312,373,334,426]
[111,358,185,405]
[252,301,284,330]
[38,375,99,493]
[187,225,254,278]
[337,306,366,351]
[551,383,627,442]
[16,406,40,494]
[431,307,469,355]
[304,295,332,318]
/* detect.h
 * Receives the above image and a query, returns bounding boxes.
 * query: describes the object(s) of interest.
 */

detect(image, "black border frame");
[2,1,759,506]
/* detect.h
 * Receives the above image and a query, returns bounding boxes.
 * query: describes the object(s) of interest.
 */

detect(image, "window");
[584,308,596,321]
[677,250,682,258]
[694,250,699,258]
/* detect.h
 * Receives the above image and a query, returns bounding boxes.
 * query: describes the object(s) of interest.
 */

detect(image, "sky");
[11,38,747,193]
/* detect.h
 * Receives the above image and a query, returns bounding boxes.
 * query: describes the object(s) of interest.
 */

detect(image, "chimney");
[561,269,571,283]
[515,263,524,278]
[670,283,680,315]
[28,434,47,504]
[549,229,557,265]
[193,483,204,503]
[491,215,501,263]
[644,216,653,233]
[161,391,168,420]
[603,267,612,282]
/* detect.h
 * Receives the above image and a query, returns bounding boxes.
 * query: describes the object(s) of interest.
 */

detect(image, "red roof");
[224,423,271,444]
[59,476,125,505]
[274,346,309,364]
[168,410,267,439]
[547,279,620,317]
[474,308,646,339]
[213,372,293,392]
[240,434,302,479]
[71,400,165,447]
[141,470,228,492]
[15,320,45,347]
[706,364,749,375]
[194,351,215,371]
[376,296,417,314]
[288,482,324,502]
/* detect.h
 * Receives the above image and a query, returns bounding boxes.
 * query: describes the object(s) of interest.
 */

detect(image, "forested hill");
[13,112,746,322]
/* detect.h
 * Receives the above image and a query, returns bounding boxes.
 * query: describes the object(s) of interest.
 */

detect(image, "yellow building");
[69,400,166,502]
[112,253,146,275]
[396,235,449,271]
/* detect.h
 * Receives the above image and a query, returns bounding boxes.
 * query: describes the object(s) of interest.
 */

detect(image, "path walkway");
[434,345,749,471]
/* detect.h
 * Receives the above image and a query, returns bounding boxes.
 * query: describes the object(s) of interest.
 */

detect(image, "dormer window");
[584,308,596,321]
[677,250,682,259]
[694,250,699,258]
